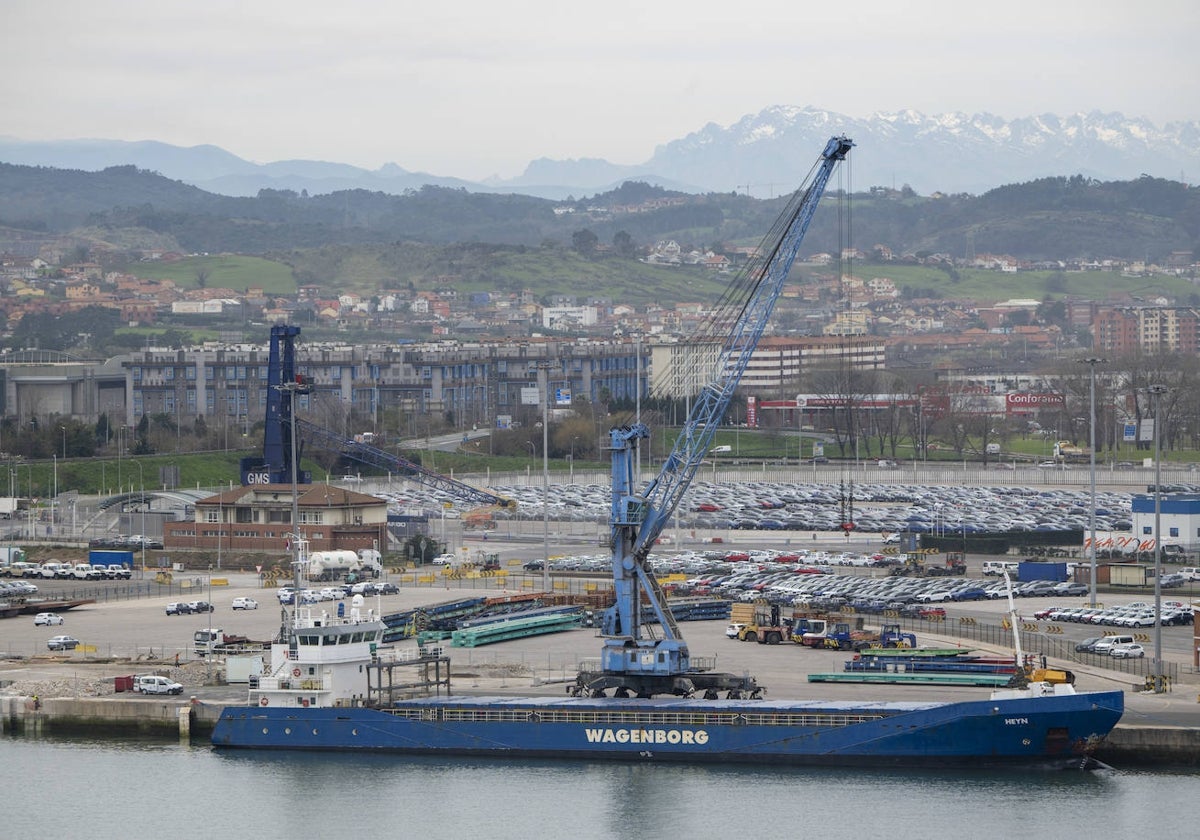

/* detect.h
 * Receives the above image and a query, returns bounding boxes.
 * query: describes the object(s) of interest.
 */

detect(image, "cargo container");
[1017,560,1068,582]
[89,549,135,568]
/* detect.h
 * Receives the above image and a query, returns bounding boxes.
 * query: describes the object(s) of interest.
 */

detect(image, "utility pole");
[1147,384,1168,693]
[1081,358,1107,608]
[538,361,550,594]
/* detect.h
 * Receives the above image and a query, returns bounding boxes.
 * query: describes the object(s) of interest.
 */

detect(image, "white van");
[1091,635,1134,654]
[982,561,1019,576]
[1179,567,1200,581]
[135,675,184,695]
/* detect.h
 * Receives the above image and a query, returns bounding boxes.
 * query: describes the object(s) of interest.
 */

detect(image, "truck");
[818,622,916,652]
[193,628,271,657]
[38,561,71,579]
[72,562,105,580]
[5,560,38,578]
[355,548,383,578]
[731,602,792,645]
[888,554,966,577]
[305,549,366,582]
[1053,440,1091,464]
[89,549,135,575]
[0,545,27,571]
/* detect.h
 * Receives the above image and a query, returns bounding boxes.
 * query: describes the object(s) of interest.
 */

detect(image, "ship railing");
[379,646,446,663]
[578,654,719,673]
[257,676,328,692]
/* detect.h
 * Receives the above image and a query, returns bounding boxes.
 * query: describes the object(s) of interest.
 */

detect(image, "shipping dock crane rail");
[240,324,512,511]
[573,135,854,699]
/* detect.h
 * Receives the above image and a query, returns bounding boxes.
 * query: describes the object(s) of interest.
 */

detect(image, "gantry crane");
[240,324,511,510]
[573,136,854,699]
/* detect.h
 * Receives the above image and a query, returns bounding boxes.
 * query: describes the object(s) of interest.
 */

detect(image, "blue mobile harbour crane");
[573,135,854,699]
[240,324,511,510]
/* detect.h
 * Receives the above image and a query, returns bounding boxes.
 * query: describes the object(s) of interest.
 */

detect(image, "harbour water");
[5,735,1195,838]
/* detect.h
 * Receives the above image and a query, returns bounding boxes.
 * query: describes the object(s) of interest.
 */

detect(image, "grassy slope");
[117,255,297,294]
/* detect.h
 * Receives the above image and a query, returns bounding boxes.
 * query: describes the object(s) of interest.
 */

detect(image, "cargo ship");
[210,604,1125,768]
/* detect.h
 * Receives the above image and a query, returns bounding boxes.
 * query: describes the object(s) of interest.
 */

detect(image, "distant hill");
[0,162,1196,264]
[3,107,1197,199]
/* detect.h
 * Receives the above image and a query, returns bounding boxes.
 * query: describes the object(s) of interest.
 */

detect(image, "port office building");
[1131,493,1200,553]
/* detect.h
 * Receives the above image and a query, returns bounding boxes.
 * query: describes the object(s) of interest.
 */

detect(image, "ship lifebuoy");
[302,698,309,707]
[260,697,269,706]
[292,668,301,677]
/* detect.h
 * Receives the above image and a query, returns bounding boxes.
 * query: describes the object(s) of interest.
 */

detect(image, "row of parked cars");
[0,580,39,599]
[88,535,163,549]
[276,581,400,605]
[1076,635,1148,658]
[165,600,216,615]
[6,561,132,580]
[1036,601,1194,627]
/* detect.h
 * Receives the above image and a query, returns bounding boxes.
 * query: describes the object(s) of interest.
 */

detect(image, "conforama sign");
[1006,392,1064,413]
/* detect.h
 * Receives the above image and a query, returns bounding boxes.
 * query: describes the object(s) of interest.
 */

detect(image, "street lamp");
[60,425,67,460]
[206,564,213,684]
[132,460,146,573]
[540,364,550,594]
[1081,357,1107,608]
[1146,384,1168,693]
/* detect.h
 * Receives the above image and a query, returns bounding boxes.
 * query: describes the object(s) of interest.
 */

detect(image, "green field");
[118,255,297,294]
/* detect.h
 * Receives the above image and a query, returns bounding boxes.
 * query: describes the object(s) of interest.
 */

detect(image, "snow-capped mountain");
[636,106,1200,195]
[2,107,1196,199]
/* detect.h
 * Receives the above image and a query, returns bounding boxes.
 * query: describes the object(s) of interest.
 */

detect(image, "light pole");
[1147,384,1168,693]
[132,460,145,572]
[540,363,550,594]
[206,564,213,683]
[60,425,66,459]
[1081,357,1107,607]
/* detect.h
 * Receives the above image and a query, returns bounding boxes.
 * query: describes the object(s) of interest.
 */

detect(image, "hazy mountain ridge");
[2,107,1196,200]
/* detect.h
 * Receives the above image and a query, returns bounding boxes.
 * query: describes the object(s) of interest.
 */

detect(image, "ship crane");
[573,136,854,699]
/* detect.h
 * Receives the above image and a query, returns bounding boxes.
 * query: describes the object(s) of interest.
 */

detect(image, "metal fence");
[892,614,1181,683]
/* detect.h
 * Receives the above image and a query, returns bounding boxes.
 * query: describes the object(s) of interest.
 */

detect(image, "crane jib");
[598,137,853,697]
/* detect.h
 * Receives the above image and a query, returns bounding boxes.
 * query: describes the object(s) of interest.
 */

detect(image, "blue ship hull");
[211,690,1124,768]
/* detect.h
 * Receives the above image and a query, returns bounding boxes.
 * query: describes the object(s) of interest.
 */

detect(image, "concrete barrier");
[1100,724,1200,766]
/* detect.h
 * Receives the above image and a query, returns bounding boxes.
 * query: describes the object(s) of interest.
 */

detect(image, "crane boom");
[582,136,853,699]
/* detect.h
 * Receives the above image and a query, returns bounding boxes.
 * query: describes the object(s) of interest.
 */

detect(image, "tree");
[612,230,637,258]
[572,229,598,256]
[132,413,154,455]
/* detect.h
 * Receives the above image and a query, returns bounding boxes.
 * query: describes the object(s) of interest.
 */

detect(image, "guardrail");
[892,614,1182,683]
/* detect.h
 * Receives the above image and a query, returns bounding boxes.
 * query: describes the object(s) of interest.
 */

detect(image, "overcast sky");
[3,0,1196,180]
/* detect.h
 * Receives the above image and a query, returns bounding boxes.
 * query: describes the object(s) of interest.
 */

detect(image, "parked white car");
[231,597,258,610]
[34,612,64,626]
[135,674,184,695]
